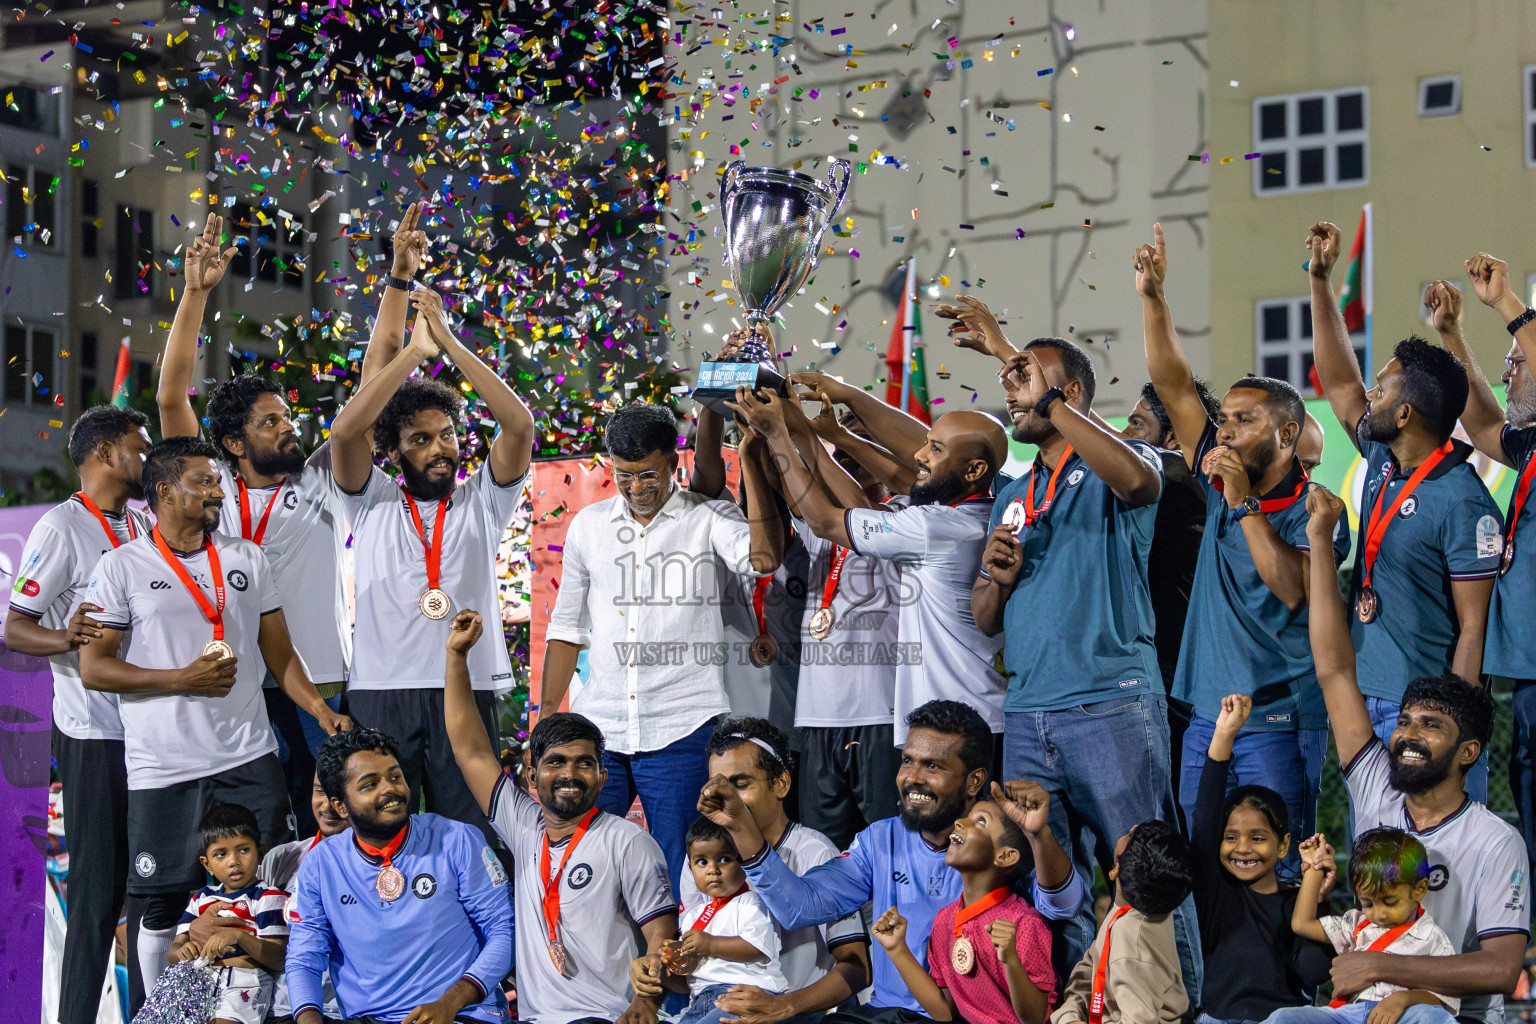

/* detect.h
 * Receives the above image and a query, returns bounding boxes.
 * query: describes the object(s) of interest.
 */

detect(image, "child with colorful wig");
[1270,827,1458,1023]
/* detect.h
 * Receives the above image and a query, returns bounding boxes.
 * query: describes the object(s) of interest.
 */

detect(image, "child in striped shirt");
[167,804,288,1024]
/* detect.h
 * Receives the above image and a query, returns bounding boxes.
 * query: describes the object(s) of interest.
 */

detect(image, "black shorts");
[126,752,289,895]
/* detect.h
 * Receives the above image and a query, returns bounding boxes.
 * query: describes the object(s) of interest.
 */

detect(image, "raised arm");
[360,202,428,389]
[869,910,956,1021]
[1425,281,1506,463]
[1304,484,1375,765]
[787,392,880,510]
[1469,251,1536,373]
[441,611,505,816]
[257,610,351,735]
[732,388,854,548]
[158,212,238,439]
[1136,223,1215,468]
[737,432,788,575]
[935,294,1020,364]
[415,291,533,486]
[1008,350,1161,506]
[329,305,440,494]
[790,371,926,474]
[1306,222,1370,437]
[1289,835,1335,945]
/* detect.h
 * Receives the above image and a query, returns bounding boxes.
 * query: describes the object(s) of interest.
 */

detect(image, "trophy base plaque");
[692,360,789,418]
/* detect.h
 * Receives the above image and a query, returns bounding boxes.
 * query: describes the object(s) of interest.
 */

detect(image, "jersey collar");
[352,818,412,865]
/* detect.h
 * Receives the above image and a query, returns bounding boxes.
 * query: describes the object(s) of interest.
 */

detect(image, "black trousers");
[798,724,902,851]
[53,728,129,1024]
[345,688,506,855]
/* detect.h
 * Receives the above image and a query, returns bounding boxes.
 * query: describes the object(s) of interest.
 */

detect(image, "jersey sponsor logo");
[13,578,39,598]
[492,673,511,681]
[227,569,249,592]
[1477,515,1502,560]
[411,873,438,899]
[134,853,156,878]
[482,846,507,888]
[150,580,171,590]
[19,549,42,575]
[340,893,358,905]
[653,862,674,906]
[1117,679,1139,688]
[1426,864,1450,891]
[1066,468,1086,487]
[861,519,893,539]
[892,870,910,885]
[284,895,301,924]
[568,863,593,889]
[1398,496,1418,519]
[1265,713,1292,723]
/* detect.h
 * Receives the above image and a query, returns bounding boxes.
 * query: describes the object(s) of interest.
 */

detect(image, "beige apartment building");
[1208,0,1536,395]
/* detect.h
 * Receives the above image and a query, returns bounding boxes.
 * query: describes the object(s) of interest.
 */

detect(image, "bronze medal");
[419,587,451,619]
[1356,585,1380,624]
[808,607,835,640]
[548,939,569,975]
[202,639,233,660]
[950,935,976,975]
[376,864,405,901]
[749,632,778,667]
[1001,499,1027,535]
[1501,536,1515,576]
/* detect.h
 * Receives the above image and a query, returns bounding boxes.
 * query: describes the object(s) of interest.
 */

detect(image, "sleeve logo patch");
[1477,515,1503,560]
[1066,469,1086,487]
[482,846,507,887]
[14,578,39,597]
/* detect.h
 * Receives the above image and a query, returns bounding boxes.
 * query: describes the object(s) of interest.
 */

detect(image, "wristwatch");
[1034,386,1066,419]
[385,275,414,291]
[1230,496,1262,520]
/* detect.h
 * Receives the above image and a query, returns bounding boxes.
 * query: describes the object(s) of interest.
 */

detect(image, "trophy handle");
[825,159,852,212]
[721,160,746,211]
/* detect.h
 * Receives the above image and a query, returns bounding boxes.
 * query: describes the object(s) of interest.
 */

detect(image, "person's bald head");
[910,411,1008,506]
[1298,412,1325,473]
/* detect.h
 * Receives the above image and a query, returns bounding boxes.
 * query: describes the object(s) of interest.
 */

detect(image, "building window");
[4,323,58,406]
[79,332,100,403]
[229,201,307,289]
[114,204,157,299]
[1256,297,1366,391]
[81,179,99,259]
[1526,66,1536,167]
[1418,75,1460,118]
[1252,88,1368,195]
[5,164,59,249]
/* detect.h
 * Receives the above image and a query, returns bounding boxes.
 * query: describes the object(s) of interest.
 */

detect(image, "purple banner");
[0,502,56,1024]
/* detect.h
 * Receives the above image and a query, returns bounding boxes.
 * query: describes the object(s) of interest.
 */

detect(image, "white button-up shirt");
[546,485,769,753]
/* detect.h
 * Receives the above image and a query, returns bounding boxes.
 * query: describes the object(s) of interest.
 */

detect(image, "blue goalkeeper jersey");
[741,815,1084,1013]
[285,814,513,1023]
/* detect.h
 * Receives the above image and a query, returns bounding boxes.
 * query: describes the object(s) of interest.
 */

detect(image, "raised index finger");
[1153,221,1165,258]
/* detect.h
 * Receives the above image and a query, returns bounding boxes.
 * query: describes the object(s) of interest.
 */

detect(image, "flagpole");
[901,261,915,415]
[1363,202,1373,377]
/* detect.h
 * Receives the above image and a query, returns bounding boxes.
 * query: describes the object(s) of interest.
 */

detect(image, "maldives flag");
[883,262,932,423]
[109,336,132,408]
[1338,208,1368,333]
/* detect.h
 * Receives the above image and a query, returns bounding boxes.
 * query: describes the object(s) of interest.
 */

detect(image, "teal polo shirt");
[1485,424,1536,680]
[1171,425,1350,731]
[988,440,1163,711]
[1348,436,1503,702]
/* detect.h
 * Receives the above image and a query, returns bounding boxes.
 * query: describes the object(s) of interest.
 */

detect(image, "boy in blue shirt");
[285,728,513,1024]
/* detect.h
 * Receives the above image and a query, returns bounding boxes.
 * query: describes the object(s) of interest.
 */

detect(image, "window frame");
[1251,87,1369,196]
[5,164,60,250]
[1417,75,1461,118]
[1255,296,1366,391]
[4,322,60,407]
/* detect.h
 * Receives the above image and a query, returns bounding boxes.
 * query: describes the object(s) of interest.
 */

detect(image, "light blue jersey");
[741,816,1083,1012]
[285,814,513,1022]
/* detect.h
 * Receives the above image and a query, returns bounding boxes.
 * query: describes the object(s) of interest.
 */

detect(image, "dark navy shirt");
[1485,424,1536,680]
[1347,437,1502,702]
[1173,426,1350,731]
[988,441,1164,711]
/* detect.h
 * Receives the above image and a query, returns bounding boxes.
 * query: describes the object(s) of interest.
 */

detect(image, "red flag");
[110,336,132,408]
[1339,209,1367,334]
[882,264,931,423]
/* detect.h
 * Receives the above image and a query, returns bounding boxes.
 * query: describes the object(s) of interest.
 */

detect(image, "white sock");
[137,925,174,994]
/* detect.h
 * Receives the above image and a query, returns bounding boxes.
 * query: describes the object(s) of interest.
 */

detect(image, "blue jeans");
[596,718,719,899]
[1263,1000,1456,1023]
[1509,680,1536,869]
[1178,716,1312,879]
[1366,698,1487,803]
[1298,728,1327,841]
[676,984,736,1024]
[1003,695,1202,1003]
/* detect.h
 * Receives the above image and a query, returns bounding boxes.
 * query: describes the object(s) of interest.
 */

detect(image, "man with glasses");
[541,401,785,893]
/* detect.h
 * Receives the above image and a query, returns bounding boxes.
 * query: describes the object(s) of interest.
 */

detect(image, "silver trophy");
[692,160,851,416]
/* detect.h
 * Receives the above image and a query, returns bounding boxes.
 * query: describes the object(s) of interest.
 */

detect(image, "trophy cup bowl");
[692,160,851,417]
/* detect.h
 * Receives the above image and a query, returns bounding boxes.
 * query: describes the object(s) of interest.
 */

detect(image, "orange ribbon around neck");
[1360,442,1453,588]
[1327,907,1423,1007]
[76,491,136,548]
[403,492,448,591]
[1025,445,1075,526]
[689,882,750,931]
[237,477,286,546]
[540,808,599,946]
[354,821,409,867]
[952,886,1012,938]
[150,526,225,641]
[1089,905,1133,1024]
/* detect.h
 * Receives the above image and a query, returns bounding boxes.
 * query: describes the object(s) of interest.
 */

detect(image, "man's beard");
[1011,411,1054,446]
[897,783,969,835]
[401,455,458,500]
[200,503,222,532]
[1357,409,1402,448]
[910,470,971,507]
[1387,738,1457,792]
[1507,384,1536,427]
[248,438,307,478]
[539,778,596,818]
[1244,435,1280,486]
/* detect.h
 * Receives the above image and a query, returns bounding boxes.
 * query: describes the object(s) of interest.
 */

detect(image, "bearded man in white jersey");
[5,405,151,1024]
[79,436,351,1012]
[1306,483,1528,1024]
